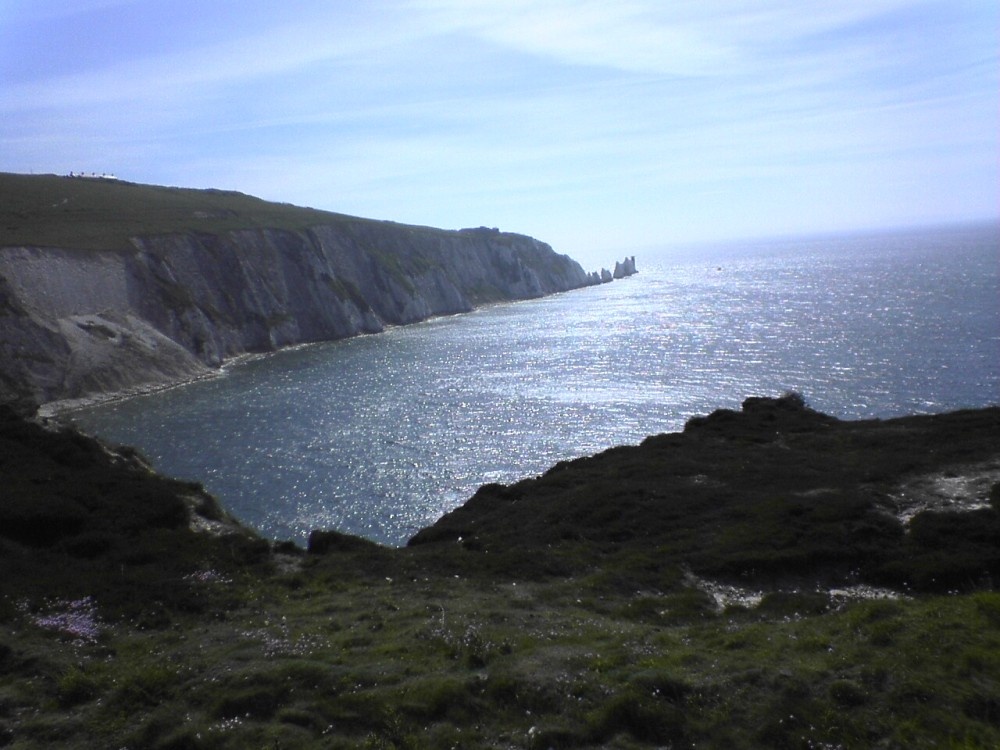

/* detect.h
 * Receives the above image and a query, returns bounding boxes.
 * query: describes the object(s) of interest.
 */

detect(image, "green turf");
[1,397,998,748]
[0,172,381,251]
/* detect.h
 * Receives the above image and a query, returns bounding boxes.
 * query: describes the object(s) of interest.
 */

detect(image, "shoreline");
[37,368,226,419]
[36,286,603,419]
[37,343,328,418]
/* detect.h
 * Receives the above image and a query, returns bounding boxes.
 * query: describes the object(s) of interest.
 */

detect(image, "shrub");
[397,676,481,722]
[829,679,867,707]
[308,529,382,555]
[109,662,181,712]
[213,684,289,720]
[780,390,808,409]
[587,688,688,744]
[973,592,1000,625]
[527,723,588,749]
[57,667,101,707]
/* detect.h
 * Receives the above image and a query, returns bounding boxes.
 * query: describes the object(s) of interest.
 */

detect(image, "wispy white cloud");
[1,0,996,257]
[408,0,924,76]
[409,0,732,76]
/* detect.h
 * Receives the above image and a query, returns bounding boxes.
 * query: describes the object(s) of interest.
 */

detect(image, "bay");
[70,222,1000,545]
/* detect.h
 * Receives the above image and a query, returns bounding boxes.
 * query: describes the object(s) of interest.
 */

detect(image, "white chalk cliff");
[0,201,596,407]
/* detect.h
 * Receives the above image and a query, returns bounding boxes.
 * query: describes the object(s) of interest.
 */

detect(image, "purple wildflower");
[32,596,102,643]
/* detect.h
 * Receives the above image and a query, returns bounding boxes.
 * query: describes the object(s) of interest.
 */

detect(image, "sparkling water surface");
[71,224,1000,545]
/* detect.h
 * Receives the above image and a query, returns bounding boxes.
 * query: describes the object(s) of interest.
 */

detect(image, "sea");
[69,222,1000,546]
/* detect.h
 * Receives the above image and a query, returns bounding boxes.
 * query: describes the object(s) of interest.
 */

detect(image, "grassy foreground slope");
[1,396,999,749]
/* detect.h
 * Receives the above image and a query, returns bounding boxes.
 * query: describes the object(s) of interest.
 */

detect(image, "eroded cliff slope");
[0,174,595,406]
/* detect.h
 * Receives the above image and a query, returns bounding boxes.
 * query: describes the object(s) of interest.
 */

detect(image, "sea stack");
[613,256,638,279]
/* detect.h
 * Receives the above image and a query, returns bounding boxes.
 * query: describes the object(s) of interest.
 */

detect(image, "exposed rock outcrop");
[613,255,637,279]
[1,205,597,408]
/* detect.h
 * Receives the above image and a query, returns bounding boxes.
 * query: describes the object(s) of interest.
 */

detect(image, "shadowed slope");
[411,395,1000,592]
[1,397,999,748]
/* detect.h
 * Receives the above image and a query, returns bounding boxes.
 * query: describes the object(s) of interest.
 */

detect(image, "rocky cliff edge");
[0,174,599,408]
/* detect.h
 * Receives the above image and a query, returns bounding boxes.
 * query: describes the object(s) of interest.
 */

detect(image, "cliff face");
[0,220,593,407]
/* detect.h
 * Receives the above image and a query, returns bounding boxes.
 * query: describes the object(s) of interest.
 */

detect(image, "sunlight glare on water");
[71,224,1000,545]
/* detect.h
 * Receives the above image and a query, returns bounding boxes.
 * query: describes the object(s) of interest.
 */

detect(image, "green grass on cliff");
[0,172,376,251]
[5,563,1000,749]
[1,397,999,748]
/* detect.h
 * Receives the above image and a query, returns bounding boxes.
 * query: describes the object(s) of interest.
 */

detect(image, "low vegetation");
[0,172,385,251]
[0,173,547,256]
[1,396,999,748]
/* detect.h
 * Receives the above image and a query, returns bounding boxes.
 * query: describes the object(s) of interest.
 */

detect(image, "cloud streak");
[2,0,996,262]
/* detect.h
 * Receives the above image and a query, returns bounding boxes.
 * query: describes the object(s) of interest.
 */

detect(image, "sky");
[2,0,997,267]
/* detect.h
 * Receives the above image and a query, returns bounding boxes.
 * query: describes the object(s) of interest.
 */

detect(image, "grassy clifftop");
[1,397,999,748]
[0,172,551,253]
[0,172,373,251]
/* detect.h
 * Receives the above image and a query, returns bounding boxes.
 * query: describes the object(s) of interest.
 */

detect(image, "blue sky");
[2,0,997,266]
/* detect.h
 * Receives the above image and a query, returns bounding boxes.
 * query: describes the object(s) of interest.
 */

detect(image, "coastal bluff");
[0,173,604,408]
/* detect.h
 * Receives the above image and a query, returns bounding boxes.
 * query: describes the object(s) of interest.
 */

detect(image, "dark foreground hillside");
[413,394,1000,594]
[1,396,999,748]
